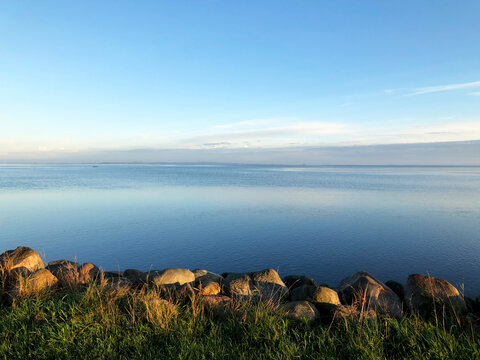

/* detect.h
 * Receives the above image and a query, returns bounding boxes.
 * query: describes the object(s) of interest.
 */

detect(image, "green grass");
[0,284,479,360]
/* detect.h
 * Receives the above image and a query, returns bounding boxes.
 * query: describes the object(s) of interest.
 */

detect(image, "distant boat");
[92,165,99,168]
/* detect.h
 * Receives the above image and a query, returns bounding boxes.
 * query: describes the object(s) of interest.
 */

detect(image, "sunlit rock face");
[223,269,288,303]
[337,271,403,318]
[0,246,44,273]
[279,300,320,321]
[405,274,467,319]
[142,268,195,287]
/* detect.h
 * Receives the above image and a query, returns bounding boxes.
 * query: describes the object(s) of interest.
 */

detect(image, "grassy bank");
[1,282,479,360]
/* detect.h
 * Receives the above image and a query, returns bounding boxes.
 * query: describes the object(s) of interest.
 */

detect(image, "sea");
[1,164,479,294]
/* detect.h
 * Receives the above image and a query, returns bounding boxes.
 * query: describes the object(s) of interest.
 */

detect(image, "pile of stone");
[0,246,473,322]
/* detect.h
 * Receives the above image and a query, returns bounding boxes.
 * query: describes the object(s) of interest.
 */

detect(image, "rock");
[123,269,144,279]
[102,271,132,287]
[465,297,479,314]
[143,268,195,287]
[283,275,318,290]
[223,269,288,303]
[103,271,122,278]
[122,269,144,286]
[309,286,340,305]
[14,269,58,296]
[47,260,79,286]
[385,280,405,301]
[78,263,99,283]
[251,269,284,286]
[334,304,377,320]
[291,285,339,303]
[46,260,98,285]
[224,273,253,299]
[202,295,232,307]
[290,285,315,301]
[290,285,340,315]
[405,274,467,319]
[251,269,288,303]
[0,247,44,273]
[192,269,209,278]
[202,295,233,317]
[279,301,320,321]
[195,272,223,296]
[199,282,221,296]
[337,271,403,318]
[47,260,79,284]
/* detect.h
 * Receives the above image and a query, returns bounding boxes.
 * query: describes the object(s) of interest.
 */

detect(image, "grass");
[0,281,479,360]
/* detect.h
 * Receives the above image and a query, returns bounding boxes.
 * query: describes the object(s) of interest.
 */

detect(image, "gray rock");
[223,269,288,303]
[337,271,403,318]
[279,301,320,321]
[252,269,288,303]
[224,273,253,299]
[142,268,195,286]
[405,274,467,319]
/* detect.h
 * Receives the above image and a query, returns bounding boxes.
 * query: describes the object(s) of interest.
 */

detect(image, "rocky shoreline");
[1,246,477,323]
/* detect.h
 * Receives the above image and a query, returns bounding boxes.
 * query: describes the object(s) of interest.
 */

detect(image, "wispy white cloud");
[409,80,480,96]
[469,91,480,96]
[2,117,480,155]
[182,120,349,148]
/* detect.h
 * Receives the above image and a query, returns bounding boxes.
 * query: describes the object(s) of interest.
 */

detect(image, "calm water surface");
[1,165,479,294]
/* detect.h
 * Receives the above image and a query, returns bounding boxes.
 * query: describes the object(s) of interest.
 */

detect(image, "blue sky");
[1,1,479,163]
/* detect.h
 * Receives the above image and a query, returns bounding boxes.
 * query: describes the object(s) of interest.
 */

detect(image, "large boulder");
[142,268,195,287]
[337,271,403,318]
[223,273,253,299]
[279,301,320,321]
[13,269,58,296]
[47,260,78,284]
[405,274,467,318]
[223,269,288,303]
[252,269,288,303]
[0,247,44,273]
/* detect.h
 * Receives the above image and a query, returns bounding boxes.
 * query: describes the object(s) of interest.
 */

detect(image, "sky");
[1,1,479,164]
